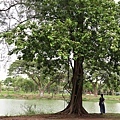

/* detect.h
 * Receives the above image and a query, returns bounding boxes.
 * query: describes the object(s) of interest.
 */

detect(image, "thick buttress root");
[57,104,88,115]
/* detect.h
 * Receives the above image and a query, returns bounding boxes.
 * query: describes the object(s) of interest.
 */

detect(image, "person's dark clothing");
[99,96,105,114]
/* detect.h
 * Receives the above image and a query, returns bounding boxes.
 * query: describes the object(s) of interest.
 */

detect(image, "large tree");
[1,0,120,115]
[8,60,67,96]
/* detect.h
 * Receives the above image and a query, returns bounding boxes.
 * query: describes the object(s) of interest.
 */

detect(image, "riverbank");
[0,113,120,120]
[0,91,120,103]
[0,92,120,119]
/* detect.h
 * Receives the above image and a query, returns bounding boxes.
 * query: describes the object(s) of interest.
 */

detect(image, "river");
[0,99,119,116]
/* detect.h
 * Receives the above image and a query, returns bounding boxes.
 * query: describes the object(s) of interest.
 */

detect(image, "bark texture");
[60,57,88,115]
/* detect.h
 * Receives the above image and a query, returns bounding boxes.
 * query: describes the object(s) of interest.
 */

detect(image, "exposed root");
[56,106,88,116]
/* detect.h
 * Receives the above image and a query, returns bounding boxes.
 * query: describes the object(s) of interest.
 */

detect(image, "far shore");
[0,91,120,103]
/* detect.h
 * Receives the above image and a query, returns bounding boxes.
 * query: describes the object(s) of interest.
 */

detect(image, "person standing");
[99,94,105,114]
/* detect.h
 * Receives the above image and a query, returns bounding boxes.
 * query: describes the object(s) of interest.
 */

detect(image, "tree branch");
[0,2,26,12]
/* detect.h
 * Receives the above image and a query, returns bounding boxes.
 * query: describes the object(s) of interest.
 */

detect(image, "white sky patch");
[0,41,17,80]
[115,0,120,2]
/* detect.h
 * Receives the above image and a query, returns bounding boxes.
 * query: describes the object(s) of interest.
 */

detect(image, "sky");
[0,0,120,80]
[115,0,120,2]
[0,41,17,80]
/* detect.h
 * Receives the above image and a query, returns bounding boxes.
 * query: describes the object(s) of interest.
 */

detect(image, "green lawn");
[0,91,120,103]
[83,94,120,103]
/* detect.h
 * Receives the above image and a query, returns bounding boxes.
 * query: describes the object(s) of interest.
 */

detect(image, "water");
[0,99,119,116]
[83,101,120,113]
[0,99,67,116]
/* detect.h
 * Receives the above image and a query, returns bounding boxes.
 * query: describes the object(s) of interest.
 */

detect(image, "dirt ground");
[0,114,120,120]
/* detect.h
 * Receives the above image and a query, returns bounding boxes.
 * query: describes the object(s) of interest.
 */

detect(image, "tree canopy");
[0,0,120,115]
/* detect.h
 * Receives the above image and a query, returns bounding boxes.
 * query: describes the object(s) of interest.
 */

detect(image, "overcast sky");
[115,0,120,2]
[0,42,17,80]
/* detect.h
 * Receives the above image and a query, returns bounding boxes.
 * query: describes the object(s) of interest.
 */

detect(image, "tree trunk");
[60,57,88,115]
[92,82,98,96]
[38,86,44,97]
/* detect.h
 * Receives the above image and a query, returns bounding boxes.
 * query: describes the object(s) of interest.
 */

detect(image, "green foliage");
[4,76,37,92]
[1,0,120,96]
[8,59,68,94]
[14,77,36,92]
[3,0,119,61]
[4,77,13,86]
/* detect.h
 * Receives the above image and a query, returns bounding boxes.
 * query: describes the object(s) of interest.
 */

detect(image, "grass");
[0,90,120,103]
[83,94,120,103]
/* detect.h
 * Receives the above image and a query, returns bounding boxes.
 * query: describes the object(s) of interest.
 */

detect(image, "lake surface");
[0,99,120,116]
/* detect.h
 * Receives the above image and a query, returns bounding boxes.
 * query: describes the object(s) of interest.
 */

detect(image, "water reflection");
[0,99,119,116]
[105,103,120,113]
[83,102,99,113]
[0,99,67,116]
